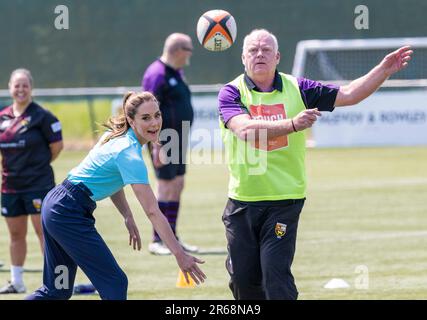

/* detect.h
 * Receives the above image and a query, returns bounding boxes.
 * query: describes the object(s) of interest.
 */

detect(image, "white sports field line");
[311,177,427,191]
[302,230,427,244]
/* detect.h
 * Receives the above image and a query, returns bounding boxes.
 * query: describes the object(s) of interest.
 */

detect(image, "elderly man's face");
[242,33,280,78]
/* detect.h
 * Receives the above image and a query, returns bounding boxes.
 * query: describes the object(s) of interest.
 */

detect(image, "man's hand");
[125,215,142,251]
[380,46,413,77]
[292,108,322,132]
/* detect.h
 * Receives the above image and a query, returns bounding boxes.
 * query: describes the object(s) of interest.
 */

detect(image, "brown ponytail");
[102,91,158,144]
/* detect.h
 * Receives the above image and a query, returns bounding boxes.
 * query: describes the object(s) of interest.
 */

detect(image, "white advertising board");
[312,91,427,147]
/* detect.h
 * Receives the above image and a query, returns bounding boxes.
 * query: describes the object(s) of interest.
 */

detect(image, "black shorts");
[155,163,186,180]
[1,189,50,217]
[150,135,188,180]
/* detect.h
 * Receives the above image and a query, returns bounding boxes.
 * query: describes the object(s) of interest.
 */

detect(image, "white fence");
[0,85,222,146]
[2,84,427,148]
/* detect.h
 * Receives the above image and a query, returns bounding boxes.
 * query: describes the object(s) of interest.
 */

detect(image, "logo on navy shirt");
[51,121,61,133]
[0,120,12,131]
[0,140,26,149]
[18,116,32,134]
[168,77,178,86]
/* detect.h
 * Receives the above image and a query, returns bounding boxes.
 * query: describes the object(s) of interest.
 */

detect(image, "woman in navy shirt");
[0,69,63,294]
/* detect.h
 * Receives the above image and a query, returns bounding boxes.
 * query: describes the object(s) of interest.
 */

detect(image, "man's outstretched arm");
[335,46,413,107]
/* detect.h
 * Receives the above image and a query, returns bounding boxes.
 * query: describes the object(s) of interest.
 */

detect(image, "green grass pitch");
[1,146,426,300]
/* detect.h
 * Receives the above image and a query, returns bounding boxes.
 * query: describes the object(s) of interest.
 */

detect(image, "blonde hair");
[9,68,34,87]
[102,91,158,144]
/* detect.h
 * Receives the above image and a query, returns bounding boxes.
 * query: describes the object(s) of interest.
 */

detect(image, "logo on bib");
[249,104,288,151]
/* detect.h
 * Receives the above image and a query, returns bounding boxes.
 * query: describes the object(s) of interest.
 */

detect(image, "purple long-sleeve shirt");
[218,71,339,126]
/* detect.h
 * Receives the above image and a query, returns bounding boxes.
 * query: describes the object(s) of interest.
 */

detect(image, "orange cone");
[176,270,196,288]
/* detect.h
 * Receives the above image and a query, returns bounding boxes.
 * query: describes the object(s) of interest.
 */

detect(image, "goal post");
[292,37,427,147]
[292,37,427,86]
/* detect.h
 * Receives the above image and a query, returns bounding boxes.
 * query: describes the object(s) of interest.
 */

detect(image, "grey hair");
[9,68,33,87]
[242,29,279,53]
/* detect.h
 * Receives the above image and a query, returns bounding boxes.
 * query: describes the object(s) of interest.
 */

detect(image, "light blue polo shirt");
[67,128,149,201]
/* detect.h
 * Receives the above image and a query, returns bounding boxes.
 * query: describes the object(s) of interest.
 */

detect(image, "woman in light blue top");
[26,91,206,300]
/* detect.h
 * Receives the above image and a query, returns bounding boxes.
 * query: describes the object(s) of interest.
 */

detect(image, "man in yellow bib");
[218,29,412,300]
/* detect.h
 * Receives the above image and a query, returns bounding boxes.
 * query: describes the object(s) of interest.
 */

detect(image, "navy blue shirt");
[142,59,194,131]
[0,102,62,193]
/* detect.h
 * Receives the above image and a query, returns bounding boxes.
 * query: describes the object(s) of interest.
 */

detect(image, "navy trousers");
[26,180,128,300]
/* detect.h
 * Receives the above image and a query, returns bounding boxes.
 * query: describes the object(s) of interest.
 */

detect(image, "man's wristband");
[291,119,298,132]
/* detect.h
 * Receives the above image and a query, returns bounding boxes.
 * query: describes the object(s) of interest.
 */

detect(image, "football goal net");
[292,37,427,87]
[292,37,427,147]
